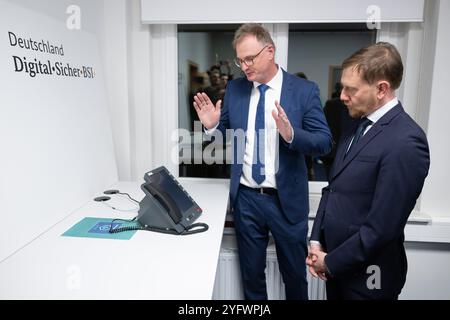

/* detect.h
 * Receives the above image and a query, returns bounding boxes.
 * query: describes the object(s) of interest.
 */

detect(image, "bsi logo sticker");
[366,265,381,290]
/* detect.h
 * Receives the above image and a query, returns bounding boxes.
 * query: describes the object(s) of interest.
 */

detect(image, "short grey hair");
[232,23,275,50]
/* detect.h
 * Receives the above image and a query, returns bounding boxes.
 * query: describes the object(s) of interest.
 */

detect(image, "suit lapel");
[280,70,293,114]
[337,125,383,173]
[241,68,291,130]
[330,103,404,181]
[331,124,358,174]
[240,81,253,131]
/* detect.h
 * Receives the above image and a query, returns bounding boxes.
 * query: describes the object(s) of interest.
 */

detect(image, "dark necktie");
[252,84,269,184]
[345,117,373,156]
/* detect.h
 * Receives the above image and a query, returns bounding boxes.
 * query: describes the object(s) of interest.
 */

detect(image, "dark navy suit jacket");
[310,103,430,298]
[217,69,332,224]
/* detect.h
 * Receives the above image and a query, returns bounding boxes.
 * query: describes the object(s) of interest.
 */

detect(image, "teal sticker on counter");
[62,217,138,240]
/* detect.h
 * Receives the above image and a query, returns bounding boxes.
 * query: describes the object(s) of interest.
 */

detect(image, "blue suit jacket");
[310,103,430,298]
[217,70,332,224]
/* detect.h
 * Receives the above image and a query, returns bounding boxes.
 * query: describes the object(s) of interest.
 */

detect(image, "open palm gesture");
[193,92,222,129]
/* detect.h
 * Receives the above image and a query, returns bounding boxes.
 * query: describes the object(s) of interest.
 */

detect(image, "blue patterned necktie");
[252,84,269,184]
[345,117,373,157]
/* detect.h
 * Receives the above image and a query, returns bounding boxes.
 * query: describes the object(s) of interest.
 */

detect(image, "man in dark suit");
[193,23,331,299]
[307,42,430,299]
[321,83,356,180]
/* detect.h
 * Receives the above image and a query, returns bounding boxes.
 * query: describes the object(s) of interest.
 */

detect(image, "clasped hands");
[306,243,329,281]
[193,92,293,142]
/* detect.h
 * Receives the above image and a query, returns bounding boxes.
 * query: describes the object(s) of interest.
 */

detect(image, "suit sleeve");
[325,132,430,276]
[310,186,330,242]
[215,82,231,142]
[287,83,332,156]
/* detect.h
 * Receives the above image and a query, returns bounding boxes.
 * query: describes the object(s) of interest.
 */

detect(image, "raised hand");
[193,92,222,129]
[272,101,293,142]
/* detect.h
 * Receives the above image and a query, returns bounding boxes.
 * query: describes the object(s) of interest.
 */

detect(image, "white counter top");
[0,178,229,299]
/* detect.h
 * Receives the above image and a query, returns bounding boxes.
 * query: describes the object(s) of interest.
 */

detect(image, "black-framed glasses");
[234,45,268,68]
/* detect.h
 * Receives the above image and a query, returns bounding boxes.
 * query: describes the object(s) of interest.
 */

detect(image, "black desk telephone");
[137,166,207,235]
[108,166,208,235]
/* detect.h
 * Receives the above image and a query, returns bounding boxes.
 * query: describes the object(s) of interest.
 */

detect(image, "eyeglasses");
[234,45,268,68]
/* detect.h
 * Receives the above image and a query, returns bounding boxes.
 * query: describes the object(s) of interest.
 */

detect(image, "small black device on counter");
[138,166,207,235]
[108,166,208,235]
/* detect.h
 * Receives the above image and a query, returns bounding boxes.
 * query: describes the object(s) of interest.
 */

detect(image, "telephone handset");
[135,166,208,235]
[142,183,182,224]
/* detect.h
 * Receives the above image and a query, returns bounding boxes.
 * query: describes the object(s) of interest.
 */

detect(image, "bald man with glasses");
[193,23,331,300]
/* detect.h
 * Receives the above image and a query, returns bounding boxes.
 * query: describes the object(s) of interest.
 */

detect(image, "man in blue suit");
[193,23,331,299]
[307,42,430,299]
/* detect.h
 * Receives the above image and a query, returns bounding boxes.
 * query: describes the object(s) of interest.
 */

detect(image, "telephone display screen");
[146,169,193,213]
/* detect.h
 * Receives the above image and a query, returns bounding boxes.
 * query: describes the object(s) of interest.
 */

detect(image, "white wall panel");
[0,0,117,261]
[141,0,424,24]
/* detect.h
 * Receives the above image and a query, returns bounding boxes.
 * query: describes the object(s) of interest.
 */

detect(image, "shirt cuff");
[286,126,294,144]
[309,240,322,248]
[204,122,219,135]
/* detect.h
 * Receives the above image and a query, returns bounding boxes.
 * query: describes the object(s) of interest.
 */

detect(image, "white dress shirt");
[239,66,284,188]
[345,97,399,153]
[205,67,287,188]
[365,97,398,131]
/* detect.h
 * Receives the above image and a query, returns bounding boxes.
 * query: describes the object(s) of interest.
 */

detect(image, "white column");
[399,23,424,122]
[149,24,179,176]
[100,0,132,180]
[419,0,450,219]
[377,22,424,120]
[263,23,289,70]
[126,0,153,180]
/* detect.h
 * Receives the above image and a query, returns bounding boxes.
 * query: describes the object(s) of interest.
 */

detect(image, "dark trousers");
[320,230,399,300]
[234,185,309,300]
